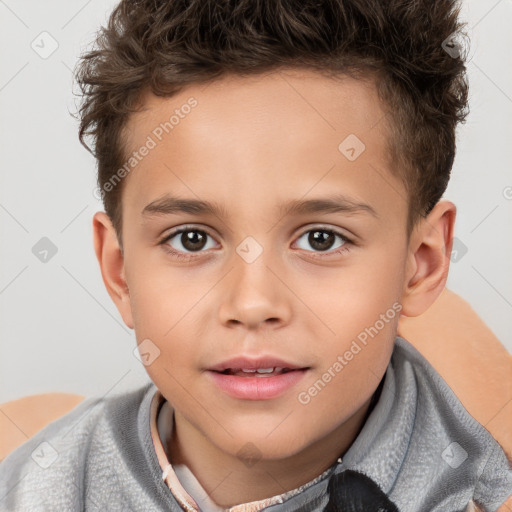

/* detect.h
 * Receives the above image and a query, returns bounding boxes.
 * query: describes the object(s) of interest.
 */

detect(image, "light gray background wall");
[1,0,511,404]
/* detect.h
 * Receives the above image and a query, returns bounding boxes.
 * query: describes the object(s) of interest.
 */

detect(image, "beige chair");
[0,392,84,461]
[1,289,511,466]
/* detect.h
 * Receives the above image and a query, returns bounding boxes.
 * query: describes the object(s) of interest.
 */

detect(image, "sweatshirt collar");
[149,391,341,511]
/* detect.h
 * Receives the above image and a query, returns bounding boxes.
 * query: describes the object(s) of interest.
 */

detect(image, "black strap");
[323,469,400,512]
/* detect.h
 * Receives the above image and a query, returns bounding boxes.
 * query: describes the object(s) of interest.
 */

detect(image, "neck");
[166,395,374,507]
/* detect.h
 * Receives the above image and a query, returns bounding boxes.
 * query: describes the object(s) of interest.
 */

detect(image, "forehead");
[125,69,387,149]
[120,68,405,227]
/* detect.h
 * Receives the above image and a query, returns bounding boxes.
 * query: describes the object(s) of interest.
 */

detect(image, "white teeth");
[227,367,290,376]
[239,367,280,373]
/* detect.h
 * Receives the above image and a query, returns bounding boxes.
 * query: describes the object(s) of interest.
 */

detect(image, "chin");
[217,429,314,463]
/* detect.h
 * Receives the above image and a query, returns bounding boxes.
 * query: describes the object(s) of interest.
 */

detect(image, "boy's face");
[118,69,411,461]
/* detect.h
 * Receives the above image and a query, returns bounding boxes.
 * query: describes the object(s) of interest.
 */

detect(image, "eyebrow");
[141,194,378,219]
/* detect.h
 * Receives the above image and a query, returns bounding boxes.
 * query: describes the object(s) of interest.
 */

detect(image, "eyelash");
[159,225,353,261]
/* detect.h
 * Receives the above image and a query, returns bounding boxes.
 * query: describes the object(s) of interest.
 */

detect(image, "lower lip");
[208,369,308,400]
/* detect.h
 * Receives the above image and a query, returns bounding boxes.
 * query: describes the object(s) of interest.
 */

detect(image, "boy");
[1,0,511,511]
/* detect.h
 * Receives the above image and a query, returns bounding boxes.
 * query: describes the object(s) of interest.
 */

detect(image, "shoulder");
[0,382,155,511]
[391,337,512,511]
[391,336,508,460]
[0,392,85,460]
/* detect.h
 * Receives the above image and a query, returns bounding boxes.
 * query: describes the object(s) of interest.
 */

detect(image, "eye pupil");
[182,231,206,251]
[309,230,335,251]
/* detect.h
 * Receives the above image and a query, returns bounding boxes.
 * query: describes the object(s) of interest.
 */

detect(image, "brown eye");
[308,230,336,251]
[163,228,216,254]
[180,230,208,251]
[295,227,350,254]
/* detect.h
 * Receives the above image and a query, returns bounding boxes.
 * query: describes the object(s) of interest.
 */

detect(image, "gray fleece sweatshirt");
[0,336,511,511]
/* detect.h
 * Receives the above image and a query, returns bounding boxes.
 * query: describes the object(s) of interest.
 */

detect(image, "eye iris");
[182,231,207,251]
[309,230,335,251]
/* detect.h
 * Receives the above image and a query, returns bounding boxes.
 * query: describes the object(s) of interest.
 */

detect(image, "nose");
[218,250,292,331]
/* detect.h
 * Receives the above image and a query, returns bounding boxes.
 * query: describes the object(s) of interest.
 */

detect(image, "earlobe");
[400,201,456,317]
[92,211,134,329]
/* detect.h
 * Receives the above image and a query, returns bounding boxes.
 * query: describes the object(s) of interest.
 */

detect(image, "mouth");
[207,365,310,400]
[212,367,304,377]
[206,355,310,400]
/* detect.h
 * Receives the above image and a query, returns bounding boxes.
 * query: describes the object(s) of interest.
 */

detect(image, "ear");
[400,200,456,317]
[92,211,134,329]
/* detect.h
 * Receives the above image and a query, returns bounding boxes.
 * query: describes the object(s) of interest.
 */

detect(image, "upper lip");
[208,356,308,372]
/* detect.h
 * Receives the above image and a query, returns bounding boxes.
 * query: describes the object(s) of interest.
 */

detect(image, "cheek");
[300,248,405,334]
[127,263,197,335]
[126,269,208,374]
[355,244,406,304]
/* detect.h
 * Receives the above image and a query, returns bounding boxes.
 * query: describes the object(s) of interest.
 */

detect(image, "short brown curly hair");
[75,0,469,244]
